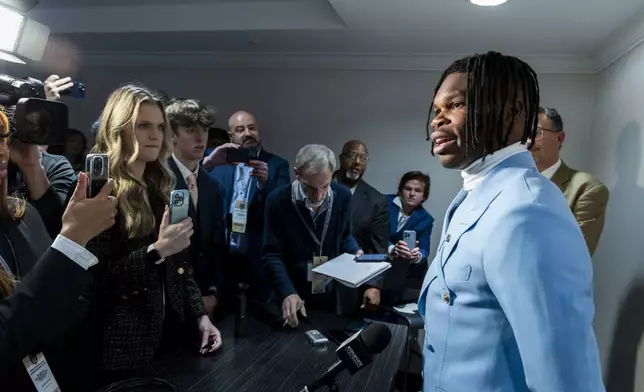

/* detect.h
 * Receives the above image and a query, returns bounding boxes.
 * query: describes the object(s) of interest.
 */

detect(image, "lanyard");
[292,192,333,256]
[237,164,253,201]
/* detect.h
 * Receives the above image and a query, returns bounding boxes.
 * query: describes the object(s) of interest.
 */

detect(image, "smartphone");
[305,330,329,346]
[85,153,108,198]
[356,254,388,263]
[403,230,417,248]
[225,148,253,163]
[59,81,86,99]
[169,189,190,225]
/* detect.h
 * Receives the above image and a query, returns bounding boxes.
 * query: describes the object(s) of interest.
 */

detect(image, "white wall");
[590,42,644,391]
[4,65,597,259]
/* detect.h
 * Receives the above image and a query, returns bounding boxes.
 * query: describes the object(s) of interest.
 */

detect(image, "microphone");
[300,323,392,392]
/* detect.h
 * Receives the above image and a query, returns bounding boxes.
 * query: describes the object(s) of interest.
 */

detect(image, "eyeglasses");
[343,152,369,163]
[534,127,561,140]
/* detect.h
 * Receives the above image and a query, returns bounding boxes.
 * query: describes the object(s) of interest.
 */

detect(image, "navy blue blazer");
[167,158,227,297]
[262,183,360,303]
[387,194,434,263]
[207,149,290,284]
[207,148,290,237]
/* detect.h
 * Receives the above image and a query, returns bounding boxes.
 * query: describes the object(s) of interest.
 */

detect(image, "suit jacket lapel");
[196,167,212,241]
[550,161,572,192]
[388,196,398,234]
[351,181,369,224]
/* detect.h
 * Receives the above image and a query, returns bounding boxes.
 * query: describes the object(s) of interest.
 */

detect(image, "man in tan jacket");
[531,107,609,256]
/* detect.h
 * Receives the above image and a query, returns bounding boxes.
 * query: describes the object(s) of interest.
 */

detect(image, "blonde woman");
[67,85,221,388]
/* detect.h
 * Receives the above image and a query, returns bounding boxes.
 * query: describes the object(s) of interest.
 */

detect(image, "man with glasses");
[334,140,388,308]
[262,144,367,327]
[335,140,390,256]
[205,110,290,303]
[531,107,609,255]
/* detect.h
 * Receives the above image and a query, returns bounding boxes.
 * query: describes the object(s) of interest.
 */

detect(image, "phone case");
[169,190,190,225]
[85,154,109,198]
[403,230,417,247]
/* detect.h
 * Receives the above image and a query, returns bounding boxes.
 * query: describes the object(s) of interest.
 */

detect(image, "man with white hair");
[262,144,380,328]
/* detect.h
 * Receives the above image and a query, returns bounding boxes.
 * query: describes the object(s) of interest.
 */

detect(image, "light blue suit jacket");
[419,152,604,392]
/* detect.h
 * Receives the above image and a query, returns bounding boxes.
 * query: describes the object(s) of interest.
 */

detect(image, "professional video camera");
[0,74,85,145]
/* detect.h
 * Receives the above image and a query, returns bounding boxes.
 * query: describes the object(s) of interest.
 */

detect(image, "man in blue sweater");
[262,144,380,327]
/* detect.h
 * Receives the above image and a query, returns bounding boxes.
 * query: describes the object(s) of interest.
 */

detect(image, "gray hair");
[295,144,336,176]
[538,107,564,132]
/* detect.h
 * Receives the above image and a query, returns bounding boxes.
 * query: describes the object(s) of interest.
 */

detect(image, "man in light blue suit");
[419,51,604,391]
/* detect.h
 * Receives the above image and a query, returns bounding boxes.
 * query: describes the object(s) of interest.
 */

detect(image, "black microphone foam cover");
[359,323,392,355]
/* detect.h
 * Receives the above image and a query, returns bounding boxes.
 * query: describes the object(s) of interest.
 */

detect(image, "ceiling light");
[470,0,508,6]
[0,5,25,53]
[0,4,50,64]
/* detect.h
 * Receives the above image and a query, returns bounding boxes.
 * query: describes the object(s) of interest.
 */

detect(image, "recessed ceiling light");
[470,0,508,6]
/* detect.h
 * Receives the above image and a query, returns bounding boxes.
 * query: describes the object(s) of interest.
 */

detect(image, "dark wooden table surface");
[145,311,407,392]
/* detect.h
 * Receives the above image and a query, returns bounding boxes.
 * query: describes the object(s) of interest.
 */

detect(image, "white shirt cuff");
[52,235,98,270]
[412,252,422,264]
[388,244,395,256]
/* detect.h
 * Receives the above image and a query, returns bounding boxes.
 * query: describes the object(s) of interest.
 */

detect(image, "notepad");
[312,253,391,288]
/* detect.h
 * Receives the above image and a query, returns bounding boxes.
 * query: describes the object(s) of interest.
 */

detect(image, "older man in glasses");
[531,107,609,256]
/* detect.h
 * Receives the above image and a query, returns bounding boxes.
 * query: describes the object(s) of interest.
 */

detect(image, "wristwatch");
[147,244,165,265]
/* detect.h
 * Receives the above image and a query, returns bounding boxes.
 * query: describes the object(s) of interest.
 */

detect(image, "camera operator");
[0,159,118,391]
[2,75,78,238]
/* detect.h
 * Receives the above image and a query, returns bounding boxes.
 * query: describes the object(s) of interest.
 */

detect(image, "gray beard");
[345,170,361,181]
[305,198,325,208]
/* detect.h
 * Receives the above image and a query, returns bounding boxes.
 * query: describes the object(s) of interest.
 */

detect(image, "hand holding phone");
[169,190,190,225]
[153,206,194,258]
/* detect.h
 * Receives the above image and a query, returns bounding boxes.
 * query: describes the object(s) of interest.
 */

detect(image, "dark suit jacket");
[207,149,290,290]
[0,248,93,372]
[0,198,55,280]
[262,183,360,303]
[65,184,206,372]
[167,158,227,298]
[348,180,390,255]
[551,161,609,256]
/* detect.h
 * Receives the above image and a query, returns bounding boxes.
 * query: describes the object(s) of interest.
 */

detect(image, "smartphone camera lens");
[173,193,184,206]
[93,157,103,176]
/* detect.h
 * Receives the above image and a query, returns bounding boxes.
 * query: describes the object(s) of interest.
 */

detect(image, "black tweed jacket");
[67,185,206,372]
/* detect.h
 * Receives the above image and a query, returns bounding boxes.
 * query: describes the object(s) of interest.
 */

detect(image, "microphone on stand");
[299,323,392,392]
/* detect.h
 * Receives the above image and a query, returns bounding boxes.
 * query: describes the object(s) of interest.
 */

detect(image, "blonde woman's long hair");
[92,84,175,239]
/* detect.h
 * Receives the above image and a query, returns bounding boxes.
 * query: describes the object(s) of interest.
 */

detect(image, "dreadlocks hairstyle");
[426,51,540,158]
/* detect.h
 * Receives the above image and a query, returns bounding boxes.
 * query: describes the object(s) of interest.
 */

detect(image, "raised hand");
[61,172,118,246]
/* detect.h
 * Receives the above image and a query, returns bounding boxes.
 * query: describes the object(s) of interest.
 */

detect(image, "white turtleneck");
[461,142,527,191]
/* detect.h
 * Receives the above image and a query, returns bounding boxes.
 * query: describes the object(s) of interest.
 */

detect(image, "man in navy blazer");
[204,111,290,301]
[421,52,603,391]
[383,171,434,304]
[166,99,227,318]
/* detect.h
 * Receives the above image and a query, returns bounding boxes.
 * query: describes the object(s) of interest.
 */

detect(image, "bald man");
[206,111,290,303]
[334,140,389,307]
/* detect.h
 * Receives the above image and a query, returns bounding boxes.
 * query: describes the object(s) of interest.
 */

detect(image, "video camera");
[0,74,85,145]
